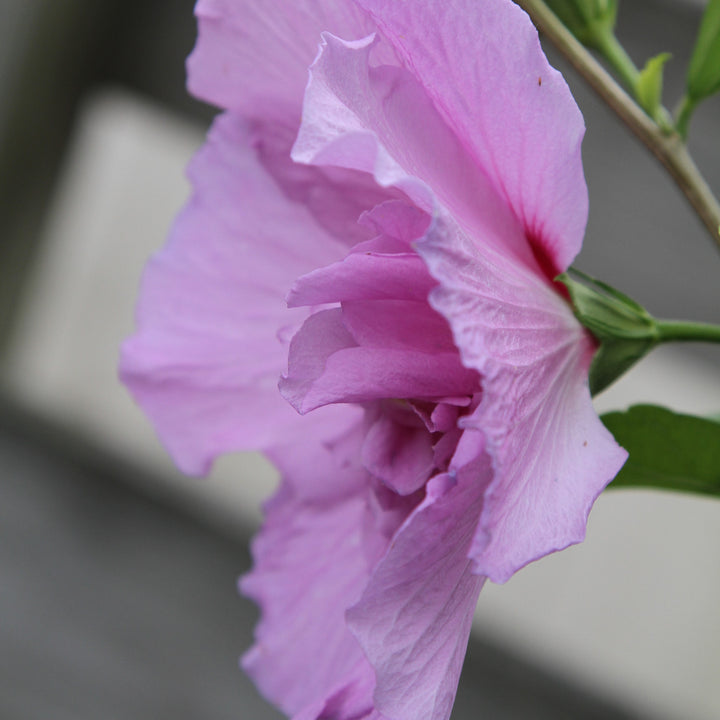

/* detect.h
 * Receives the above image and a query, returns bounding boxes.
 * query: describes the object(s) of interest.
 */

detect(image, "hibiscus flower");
[120,1,628,719]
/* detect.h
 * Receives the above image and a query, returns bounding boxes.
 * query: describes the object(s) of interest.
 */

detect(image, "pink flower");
[120,1,627,719]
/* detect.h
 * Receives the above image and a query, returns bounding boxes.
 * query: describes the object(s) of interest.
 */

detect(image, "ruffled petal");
[418,211,628,583]
[288,251,433,307]
[244,416,423,720]
[292,33,533,268]
[280,307,478,413]
[352,0,588,274]
[281,196,480,414]
[347,455,490,720]
[342,299,458,354]
[292,662,380,720]
[120,113,348,473]
[287,200,433,307]
[361,404,434,495]
[241,420,375,719]
[188,0,378,121]
[252,121,398,247]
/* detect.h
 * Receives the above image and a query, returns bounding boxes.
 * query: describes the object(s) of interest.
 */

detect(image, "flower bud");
[557,269,659,395]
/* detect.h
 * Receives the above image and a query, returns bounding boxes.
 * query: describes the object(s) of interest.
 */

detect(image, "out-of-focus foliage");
[687,0,720,103]
[677,0,720,137]
[637,52,671,121]
[544,0,617,46]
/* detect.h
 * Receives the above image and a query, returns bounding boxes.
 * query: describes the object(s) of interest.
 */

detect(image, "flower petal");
[347,456,490,720]
[342,299,458,354]
[288,251,434,307]
[287,200,434,307]
[292,32,534,269]
[252,121,398,247]
[241,422,374,718]
[188,0,378,121]
[361,405,435,495]
[244,417,422,720]
[352,0,588,274]
[280,307,478,413]
[292,662,380,720]
[120,113,348,473]
[419,212,628,583]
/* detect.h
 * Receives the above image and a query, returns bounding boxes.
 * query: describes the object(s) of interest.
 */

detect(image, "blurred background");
[0,0,718,718]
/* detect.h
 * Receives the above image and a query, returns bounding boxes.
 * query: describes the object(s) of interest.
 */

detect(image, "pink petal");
[347,456,491,720]
[188,0,378,121]
[359,199,431,244]
[352,0,588,275]
[342,299,458,354]
[253,121,399,247]
[292,662,380,720]
[361,404,435,495]
[244,416,423,720]
[419,211,628,583]
[280,308,478,413]
[266,404,366,504]
[292,32,534,270]
[288,251,434,307]
[287,199,434,307]
[241,422,374,718]
[120,113,348,474]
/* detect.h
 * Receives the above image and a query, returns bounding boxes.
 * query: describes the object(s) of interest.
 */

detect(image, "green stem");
[656,319,720,344]
[592,28,640,94]
[516,0,720,253]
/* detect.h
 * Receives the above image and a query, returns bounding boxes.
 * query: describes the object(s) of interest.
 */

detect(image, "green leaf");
[678,0,720,136]
[636,52,671,119]
[687,0,720,102]
[556,269,659,395]
[602,405,720,497]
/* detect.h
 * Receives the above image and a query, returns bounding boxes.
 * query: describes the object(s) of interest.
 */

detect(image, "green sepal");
[636,52,671,120]
[602,405,720,497]
[544,0,618,47]
[687,0,720,103]
[585,337,658,397]
[556,269,659,395]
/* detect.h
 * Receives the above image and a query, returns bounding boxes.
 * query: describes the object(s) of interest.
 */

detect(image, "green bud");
[556,269,659,396]
[545,0,618,47]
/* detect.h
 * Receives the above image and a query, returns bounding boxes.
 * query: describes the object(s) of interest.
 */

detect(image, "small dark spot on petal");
[538,76,542,86]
